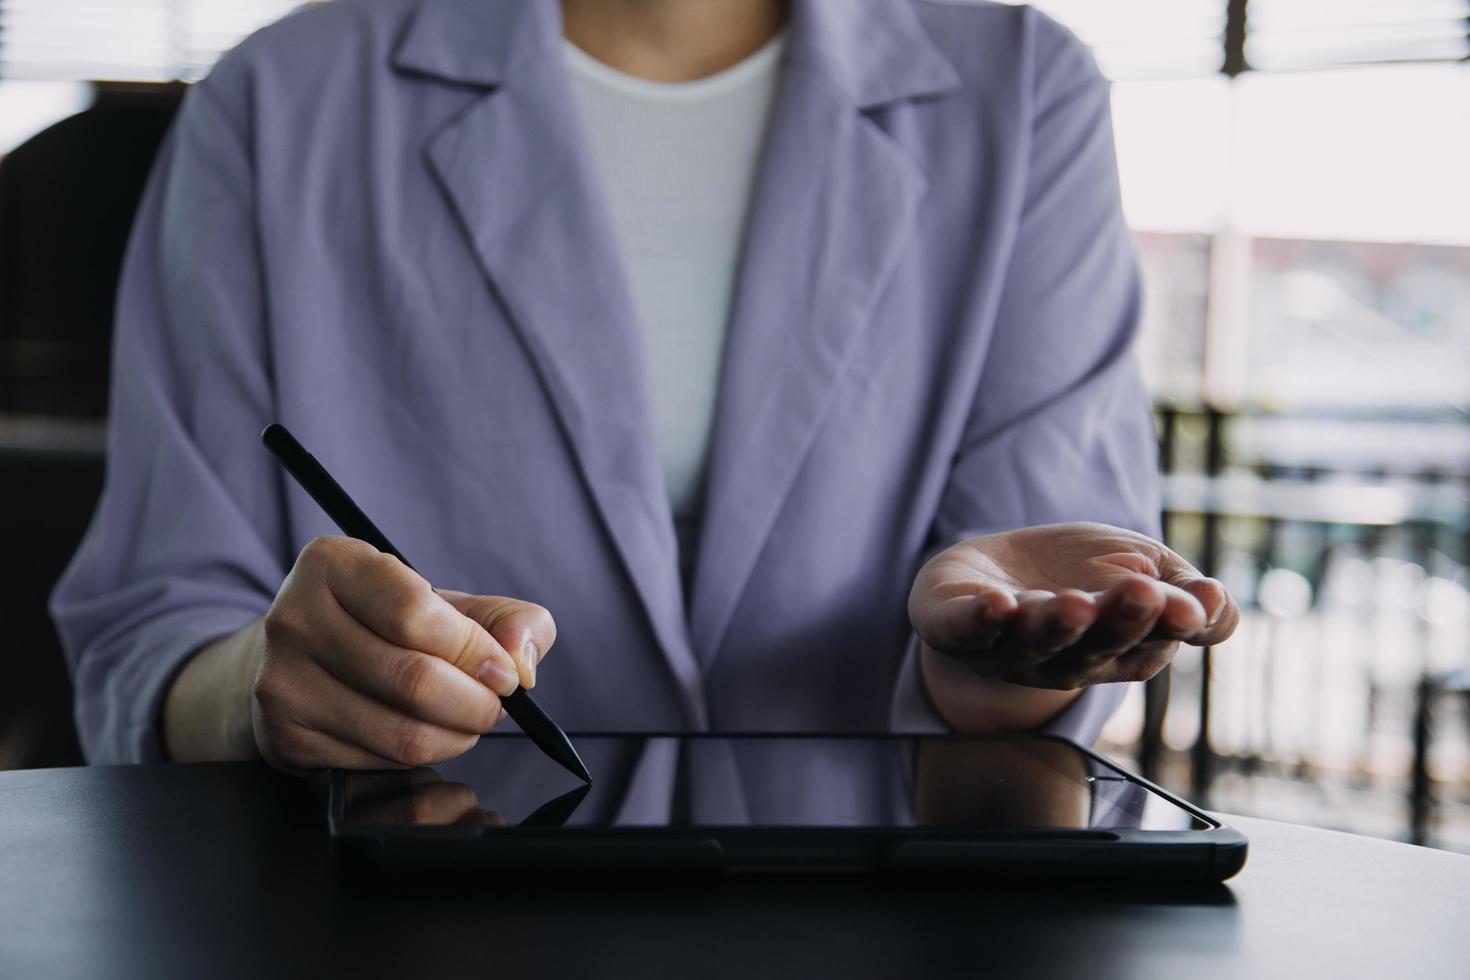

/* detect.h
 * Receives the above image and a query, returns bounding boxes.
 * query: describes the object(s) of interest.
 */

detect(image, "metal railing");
[1145,404,1470,848]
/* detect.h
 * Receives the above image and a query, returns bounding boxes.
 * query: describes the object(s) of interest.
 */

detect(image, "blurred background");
[1,1,1467,852]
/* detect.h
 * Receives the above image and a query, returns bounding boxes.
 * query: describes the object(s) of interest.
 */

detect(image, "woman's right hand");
[249,536,555,772]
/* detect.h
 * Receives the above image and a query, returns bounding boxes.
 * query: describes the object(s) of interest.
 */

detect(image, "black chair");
[0,81,182,768]
[0,444,104,767]
[0,81,183,416]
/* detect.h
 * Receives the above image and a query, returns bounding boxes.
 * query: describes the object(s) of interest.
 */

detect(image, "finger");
[1011,590,1098,653]
[439,591,556,691]
[1078,577,1167,653]
[296,665,483,768]
[306,591,508,733]
[914,589,1020,657]
[984,592,1099,684]
[1152,582,1208,637]
[1178,577,1240,646]
[1028,637,1178,689]
[257,722,405,774]
[1154,548,1240,645]
[324,549,518,692]
[1001,643,1116,690]
[1109,639,1180,684]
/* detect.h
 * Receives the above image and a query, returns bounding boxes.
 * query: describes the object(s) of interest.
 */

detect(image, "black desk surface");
[3,762,1467,979]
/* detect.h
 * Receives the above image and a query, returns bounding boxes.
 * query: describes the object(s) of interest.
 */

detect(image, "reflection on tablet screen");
[340,735,1212,832]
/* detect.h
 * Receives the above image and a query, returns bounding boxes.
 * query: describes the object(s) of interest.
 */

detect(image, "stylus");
[261,423,592,785]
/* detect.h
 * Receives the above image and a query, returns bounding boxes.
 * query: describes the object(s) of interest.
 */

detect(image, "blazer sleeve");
[891,21,1160,744]
[49,77,288,763]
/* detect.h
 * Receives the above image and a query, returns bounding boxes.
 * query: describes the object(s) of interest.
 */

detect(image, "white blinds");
[1246,0,1470,70]
[1000,0,1470,78]
[0,0,312,81]
[1,1,1466,82]
[1023,0,1229,79]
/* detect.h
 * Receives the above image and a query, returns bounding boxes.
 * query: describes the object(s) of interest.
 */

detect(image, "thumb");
[437,591,556,690]
[1155,550,1236,642]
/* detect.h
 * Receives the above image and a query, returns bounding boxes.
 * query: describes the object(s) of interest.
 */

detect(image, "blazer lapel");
[688,0,960,664]
[398,0,707,724]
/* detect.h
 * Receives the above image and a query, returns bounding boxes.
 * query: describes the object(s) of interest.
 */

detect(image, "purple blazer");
[52,0,1159,764]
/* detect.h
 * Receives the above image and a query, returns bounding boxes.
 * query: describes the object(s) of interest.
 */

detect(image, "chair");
[0,442,104,767]
[0,81,181,767]
[0,81,183,416]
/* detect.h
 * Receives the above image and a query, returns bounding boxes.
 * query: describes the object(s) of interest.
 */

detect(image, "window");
[1247,0,1470,70]
[0,1,310,81]
[1023,0,1228,79]
[0,1,314,153]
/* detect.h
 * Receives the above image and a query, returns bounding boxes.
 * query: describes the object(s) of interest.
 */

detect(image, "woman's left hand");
[908,522,1240,691]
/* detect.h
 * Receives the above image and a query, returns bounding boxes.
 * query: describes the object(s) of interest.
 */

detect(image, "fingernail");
[519,641,538,688]
[476,657,518,695]
[1206,600,1224,627]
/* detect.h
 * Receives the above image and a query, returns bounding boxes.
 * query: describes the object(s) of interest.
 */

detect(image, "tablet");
[329,733,1246,881]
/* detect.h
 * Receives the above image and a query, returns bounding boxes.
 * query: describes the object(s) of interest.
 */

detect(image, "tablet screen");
[338,735,1213,833]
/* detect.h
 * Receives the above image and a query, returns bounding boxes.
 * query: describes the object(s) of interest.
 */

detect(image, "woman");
[52,0,1238,770]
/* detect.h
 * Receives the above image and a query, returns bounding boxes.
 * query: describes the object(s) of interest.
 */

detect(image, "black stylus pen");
[261,423,591,784]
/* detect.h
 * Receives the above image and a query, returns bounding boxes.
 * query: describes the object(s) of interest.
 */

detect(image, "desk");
[2,763,1467,979]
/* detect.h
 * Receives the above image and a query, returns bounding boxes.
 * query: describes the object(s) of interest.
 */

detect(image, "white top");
[564,33,786,589]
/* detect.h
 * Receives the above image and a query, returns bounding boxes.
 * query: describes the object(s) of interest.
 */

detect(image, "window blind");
[1024,0,1230,79]
[0,1,311,81]
[1246,0,1470,71]
[2,1,1467,83]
